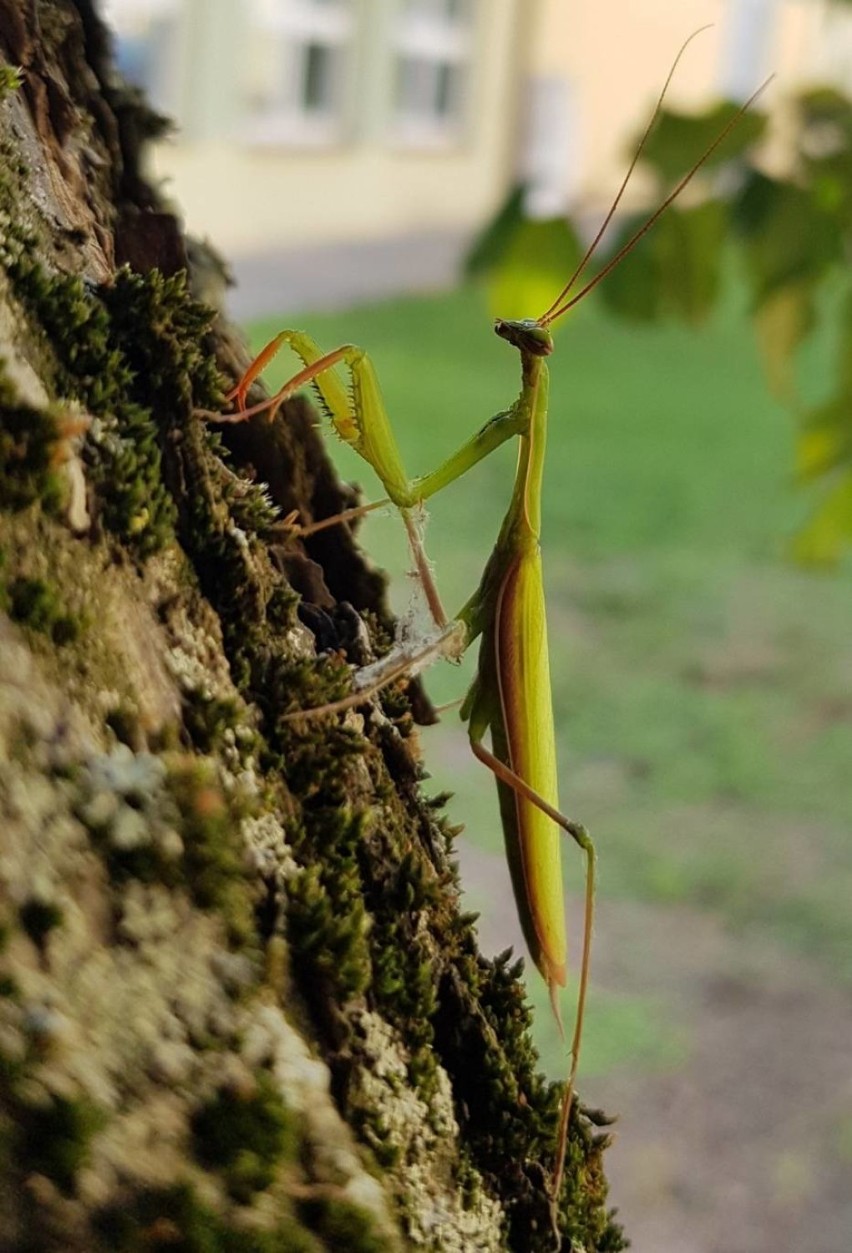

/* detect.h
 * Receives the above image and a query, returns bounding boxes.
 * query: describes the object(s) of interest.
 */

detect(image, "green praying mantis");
[206,37,770,1234]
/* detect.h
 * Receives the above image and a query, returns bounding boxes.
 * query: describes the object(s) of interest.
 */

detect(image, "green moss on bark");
[191,1072,299,1203]
[0,58,625,1245]
[0,381,65,514]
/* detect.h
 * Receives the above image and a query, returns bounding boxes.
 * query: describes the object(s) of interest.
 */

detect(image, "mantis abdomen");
[493,546,567,998]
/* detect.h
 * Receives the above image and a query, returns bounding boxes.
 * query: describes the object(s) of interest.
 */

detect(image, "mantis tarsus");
[207,37,770,1236]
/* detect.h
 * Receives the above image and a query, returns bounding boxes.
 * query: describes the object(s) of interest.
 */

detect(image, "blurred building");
[102,0,851,316]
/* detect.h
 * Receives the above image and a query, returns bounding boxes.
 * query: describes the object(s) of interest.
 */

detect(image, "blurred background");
[102,2,852,1249]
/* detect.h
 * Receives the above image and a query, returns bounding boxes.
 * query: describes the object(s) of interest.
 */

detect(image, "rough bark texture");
[0,4,625,1250]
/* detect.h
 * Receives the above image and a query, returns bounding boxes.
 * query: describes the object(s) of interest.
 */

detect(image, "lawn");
[248,280,852,1078]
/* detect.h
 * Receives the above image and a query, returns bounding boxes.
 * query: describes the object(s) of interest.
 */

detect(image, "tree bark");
[0,4,624,1250]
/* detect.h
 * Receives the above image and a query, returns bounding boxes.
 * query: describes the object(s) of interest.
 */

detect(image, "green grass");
[249,279,852,1074]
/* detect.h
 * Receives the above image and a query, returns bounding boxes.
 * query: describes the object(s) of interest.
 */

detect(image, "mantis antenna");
[538,25,714,326]
[540,70,774,328]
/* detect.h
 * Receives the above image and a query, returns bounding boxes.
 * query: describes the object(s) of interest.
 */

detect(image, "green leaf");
[797,86,852,230]
[735,173,842,300]
[464,183,527,278]
[486,215,582,322]
[637,101,768,185]
[791,473,852,566]
[795,85,852,146]
[654,200,726,323]
[796,395,852,482]
[835,289,852,395]
[596,216,663,322]
[599,202,725,325]
[803,150,852,225]
[753,280,816,402]
[791,287,852,557]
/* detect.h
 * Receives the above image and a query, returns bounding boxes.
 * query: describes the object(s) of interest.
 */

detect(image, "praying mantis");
[207,37,770,1237]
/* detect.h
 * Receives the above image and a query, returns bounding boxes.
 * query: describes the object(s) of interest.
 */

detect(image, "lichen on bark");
[0,3,626,1249]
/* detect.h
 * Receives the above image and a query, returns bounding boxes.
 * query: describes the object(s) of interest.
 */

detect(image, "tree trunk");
[0,4,624,1249]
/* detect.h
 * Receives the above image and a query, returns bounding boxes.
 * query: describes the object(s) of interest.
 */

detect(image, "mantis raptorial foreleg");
[202,329,531,627]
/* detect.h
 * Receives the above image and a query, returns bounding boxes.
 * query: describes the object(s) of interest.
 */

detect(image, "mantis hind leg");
[282,619,468,723]
[468,735,595,1233]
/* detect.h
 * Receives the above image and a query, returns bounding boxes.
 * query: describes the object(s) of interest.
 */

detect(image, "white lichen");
[349,1009,503,1251]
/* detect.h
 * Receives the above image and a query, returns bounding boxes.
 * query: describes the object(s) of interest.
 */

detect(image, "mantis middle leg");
[468,731,595,1222]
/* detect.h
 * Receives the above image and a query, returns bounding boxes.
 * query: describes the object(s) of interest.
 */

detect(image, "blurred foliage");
[468,86,852,564]
[483,216,583,324]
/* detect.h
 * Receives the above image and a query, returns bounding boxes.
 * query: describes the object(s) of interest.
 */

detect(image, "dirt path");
[456,842,852,1253]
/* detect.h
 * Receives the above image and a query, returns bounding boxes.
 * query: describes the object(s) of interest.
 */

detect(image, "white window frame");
[390,0,474,149]
[245,0,356,148]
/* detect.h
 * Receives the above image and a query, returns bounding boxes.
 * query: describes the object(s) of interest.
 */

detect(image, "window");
[101,0,180,115]
[521,76,579,219]
[245,0,354,146]
[813,2,852,86]
[719,0,775,102]
[392,0,473,146]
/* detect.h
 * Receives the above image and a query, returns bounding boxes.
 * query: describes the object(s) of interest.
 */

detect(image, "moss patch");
[15,1092,106,1196]
[18,896,63,951]
[299,1196,387,1253]
[6,573,82,643]
[0,66,23,101]
[94,1183,324,1253]
[73,747,255,948]
[0,379,64,514]
[165,757,254,943]
[191,1072,298,1203]
[0,151,230,560]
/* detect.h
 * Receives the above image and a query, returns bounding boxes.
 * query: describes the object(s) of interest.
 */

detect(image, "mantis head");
[494,318,554,357]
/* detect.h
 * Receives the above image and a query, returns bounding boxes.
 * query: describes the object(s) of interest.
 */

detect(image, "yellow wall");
[147,0,850,255]
[529,0,847,209]
[151,0,525,253]
[532,0,728,207]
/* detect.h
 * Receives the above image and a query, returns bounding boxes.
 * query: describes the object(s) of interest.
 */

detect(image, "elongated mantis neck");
[492,320,553,544]
[506,350,549,543]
